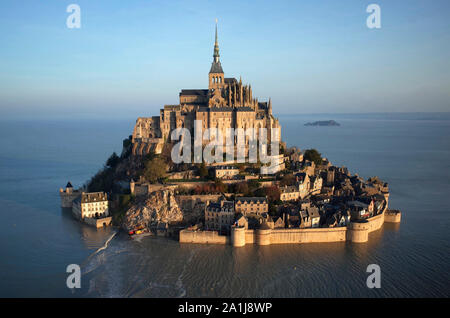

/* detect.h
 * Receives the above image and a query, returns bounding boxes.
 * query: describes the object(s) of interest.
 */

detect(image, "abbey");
[131,23,281,156]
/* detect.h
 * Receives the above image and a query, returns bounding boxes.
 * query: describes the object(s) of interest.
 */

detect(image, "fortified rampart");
[180,229,230,244]
[385,209,402,223]
[179,209,401,246]
[71,208,112,228]
[84,216,112,228]
[59,189,80,208]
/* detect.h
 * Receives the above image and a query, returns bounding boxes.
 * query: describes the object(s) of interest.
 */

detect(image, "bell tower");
[209,20,224,90]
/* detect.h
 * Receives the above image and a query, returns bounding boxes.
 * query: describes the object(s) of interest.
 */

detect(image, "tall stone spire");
[213,19,220,63]
[209,19,223,75]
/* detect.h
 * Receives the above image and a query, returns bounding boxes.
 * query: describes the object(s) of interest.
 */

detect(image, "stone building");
[295,172,310,199]
[301,161,316,176]
[309,175,323,195]
[299,210,311,228]
[234,197,268,215]
[131,23,281,159]
[234,213,248,230]
[326,168,335,186]
[347,200,374,220]
[72,192,109,219]
[204,200,235,233]
[214,165,239,179]
[273,216,285,229]
[306,206,321,228]
[280,185,300,202]
[288,147,303,163]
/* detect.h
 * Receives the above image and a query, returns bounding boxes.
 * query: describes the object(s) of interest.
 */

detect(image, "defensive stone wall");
[132,183,177,196]
[269,227,347,244]
[176,194,223,202]
[365,212,385,233]
[179,209,401,247]
[245,229,255,244]
[385,209,401,223]
[60,191,80,208]
[84,217,112,228]
[180,229,229,245]
[71,208,112,228]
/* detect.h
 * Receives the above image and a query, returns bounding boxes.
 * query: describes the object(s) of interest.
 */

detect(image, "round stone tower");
[347,221,369,243]
[231,226,246,247]
[255,225,272,246]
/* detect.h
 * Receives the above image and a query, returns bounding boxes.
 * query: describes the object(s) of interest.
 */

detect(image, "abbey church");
[132,23,281,156]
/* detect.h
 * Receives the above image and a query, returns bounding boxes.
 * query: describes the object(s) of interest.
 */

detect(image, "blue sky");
[0,0,449,119]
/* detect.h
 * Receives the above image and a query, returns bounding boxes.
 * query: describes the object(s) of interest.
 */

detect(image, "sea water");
[0,113,449,297]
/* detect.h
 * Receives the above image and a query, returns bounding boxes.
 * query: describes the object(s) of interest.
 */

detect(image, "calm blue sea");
[0,113,449,297]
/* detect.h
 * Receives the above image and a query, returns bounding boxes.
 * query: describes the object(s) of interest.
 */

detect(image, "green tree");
[122,136,132,158]
[235,182,249,195]
[264,185,280,202]
[248,179,261,193]
[304,149,322,165]
[88,167,114,193]
[106,152,120,168]
[253,187,266,197]
[144,151,156,164]
[214,178,227,193]
[268,203,279,217]
[144,157,167,183]
[280,174,295,186]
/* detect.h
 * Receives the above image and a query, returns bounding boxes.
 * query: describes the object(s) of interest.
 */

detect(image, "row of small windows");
[237,202,266,206]
[212,76,223,83]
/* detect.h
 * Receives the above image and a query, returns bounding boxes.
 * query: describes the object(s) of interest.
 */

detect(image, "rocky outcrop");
[122,189,183,231]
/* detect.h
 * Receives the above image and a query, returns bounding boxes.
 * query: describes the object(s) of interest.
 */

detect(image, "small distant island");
[305,120,340,127]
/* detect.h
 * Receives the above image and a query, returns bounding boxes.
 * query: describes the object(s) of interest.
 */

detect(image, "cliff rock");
[122,189,183,231]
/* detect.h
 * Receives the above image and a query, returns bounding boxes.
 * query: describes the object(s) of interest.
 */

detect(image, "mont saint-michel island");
[60,24,401,246]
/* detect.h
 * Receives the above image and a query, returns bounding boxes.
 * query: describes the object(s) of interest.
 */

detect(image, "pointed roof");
[66,182,73,188]
[209,20,224,74]
[210,62,223,74]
